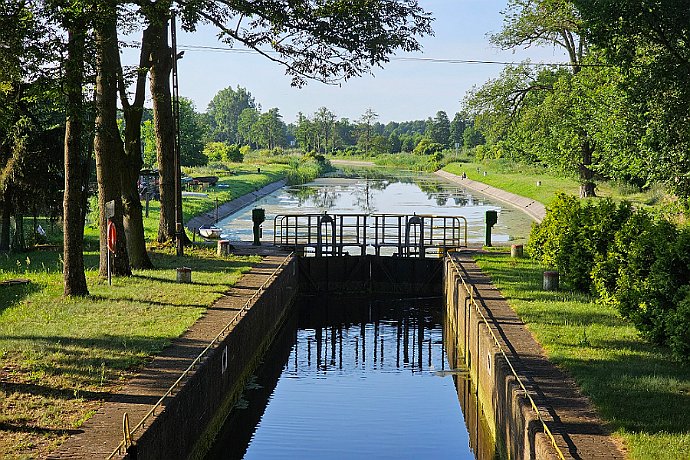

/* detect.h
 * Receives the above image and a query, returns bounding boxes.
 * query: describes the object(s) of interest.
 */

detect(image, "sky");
[122,0,567,124]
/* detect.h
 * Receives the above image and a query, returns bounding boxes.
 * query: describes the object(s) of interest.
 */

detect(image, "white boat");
[198,225,222,239]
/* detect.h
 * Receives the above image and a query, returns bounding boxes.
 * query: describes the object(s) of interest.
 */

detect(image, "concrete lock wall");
[126,257,298,460]
[123,254,561,459]
[444,258,558,460]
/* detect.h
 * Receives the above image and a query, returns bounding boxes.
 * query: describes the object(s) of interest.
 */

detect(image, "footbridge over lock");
[272,212,468,258]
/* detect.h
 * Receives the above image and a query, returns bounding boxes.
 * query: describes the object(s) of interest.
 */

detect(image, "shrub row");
[528,193,690,358]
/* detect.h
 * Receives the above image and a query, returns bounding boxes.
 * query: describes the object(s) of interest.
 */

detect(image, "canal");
[205,294,496,459]
[204,168,526,458]
[216,168,533,247]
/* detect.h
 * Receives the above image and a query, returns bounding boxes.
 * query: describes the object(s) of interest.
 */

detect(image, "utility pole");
[171,12,184,256]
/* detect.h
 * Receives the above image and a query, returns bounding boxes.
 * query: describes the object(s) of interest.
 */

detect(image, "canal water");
[216,168,533,247]
[205,295,497,459]
[205,167,520,458]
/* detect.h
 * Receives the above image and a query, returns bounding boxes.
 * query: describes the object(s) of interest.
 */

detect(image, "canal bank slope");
[186,179,287,232]
[435,169,546,222]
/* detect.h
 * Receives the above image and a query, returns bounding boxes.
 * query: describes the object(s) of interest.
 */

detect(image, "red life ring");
[107,220,117,252]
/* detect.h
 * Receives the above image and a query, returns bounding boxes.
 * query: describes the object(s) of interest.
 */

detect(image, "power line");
[124,41,589,68]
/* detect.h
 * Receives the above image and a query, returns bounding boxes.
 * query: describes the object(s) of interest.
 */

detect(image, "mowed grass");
[0,164,282,458]
[0,248,259,458]
[474,250,690,460]
[444,160,666,207]
[181,163,288,221]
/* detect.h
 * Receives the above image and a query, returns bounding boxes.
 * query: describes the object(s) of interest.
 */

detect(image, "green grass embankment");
[475,250,690,460]
[0,162,283,459]
[443,160,666,208]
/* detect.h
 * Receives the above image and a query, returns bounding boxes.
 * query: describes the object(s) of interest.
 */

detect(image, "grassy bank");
[444,160,667,207]
[475,250,690,460]
[0,163,284,458]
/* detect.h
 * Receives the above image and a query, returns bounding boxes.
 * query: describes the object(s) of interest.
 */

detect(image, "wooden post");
[217,239,231,257]
[543,271,559,291]
[511,244,524,258]
[176,267,192,283]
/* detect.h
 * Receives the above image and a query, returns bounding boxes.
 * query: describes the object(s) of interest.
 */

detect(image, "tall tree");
[178,97,207,166]
[148,3,182,244]
[94,0,130,276]
[237,107,259,147]
[314,107,336,153]
[117,23,154,269]
[575,0,690,200]
[63,19,89,295]
[252,108,287,149]
[429,110,451,147]
[492,0,599,197]
[357,108,378,155]
[207,86,255,144]
[449,113,467,148]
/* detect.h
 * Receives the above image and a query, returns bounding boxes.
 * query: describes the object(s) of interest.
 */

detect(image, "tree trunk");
[579,138,596,198]
[63,23,89,296]
[12,213,24,252]
[149,14,189,246]
[94,2,131,277]
[149,18,177,243]
[0,200,10,251]
[119,26,153,269]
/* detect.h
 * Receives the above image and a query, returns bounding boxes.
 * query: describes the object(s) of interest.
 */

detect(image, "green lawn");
[474,250,690,460]
[0,163,282,459]
[444,160,666,207]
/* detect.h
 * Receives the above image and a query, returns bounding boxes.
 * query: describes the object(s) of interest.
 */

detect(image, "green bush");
[592,212,690,356]
[527,193,632,291]
[413,137,444,156]
[203,142,243,163]
[530,193,690,359]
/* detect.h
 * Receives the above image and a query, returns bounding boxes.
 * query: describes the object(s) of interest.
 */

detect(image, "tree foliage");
[574,0,690,200]
[206,85,255,144]
[186,0,433,86]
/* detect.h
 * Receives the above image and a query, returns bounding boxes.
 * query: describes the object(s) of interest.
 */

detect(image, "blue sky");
[123,1,566,123]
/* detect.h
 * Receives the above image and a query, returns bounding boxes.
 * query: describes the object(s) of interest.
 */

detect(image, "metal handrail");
[447,255,567,460]
[273,212,468,255]
[106,253,294,459]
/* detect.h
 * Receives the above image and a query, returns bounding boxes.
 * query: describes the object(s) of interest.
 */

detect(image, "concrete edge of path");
[435,169,546,223]
[50,250,294,459]
[453,251,627,459]
[186,179,288,231]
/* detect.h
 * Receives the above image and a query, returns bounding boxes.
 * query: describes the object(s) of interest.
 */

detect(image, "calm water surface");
[205,296,494,459]
[216,169,533,246]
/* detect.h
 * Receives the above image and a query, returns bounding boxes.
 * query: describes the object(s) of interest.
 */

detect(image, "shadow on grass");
[128,274,226,288]
[87,294,208,309]
[0,282,41,315]
[0,421,84,436]
[560,353,690,435]
[147,249,255,272]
